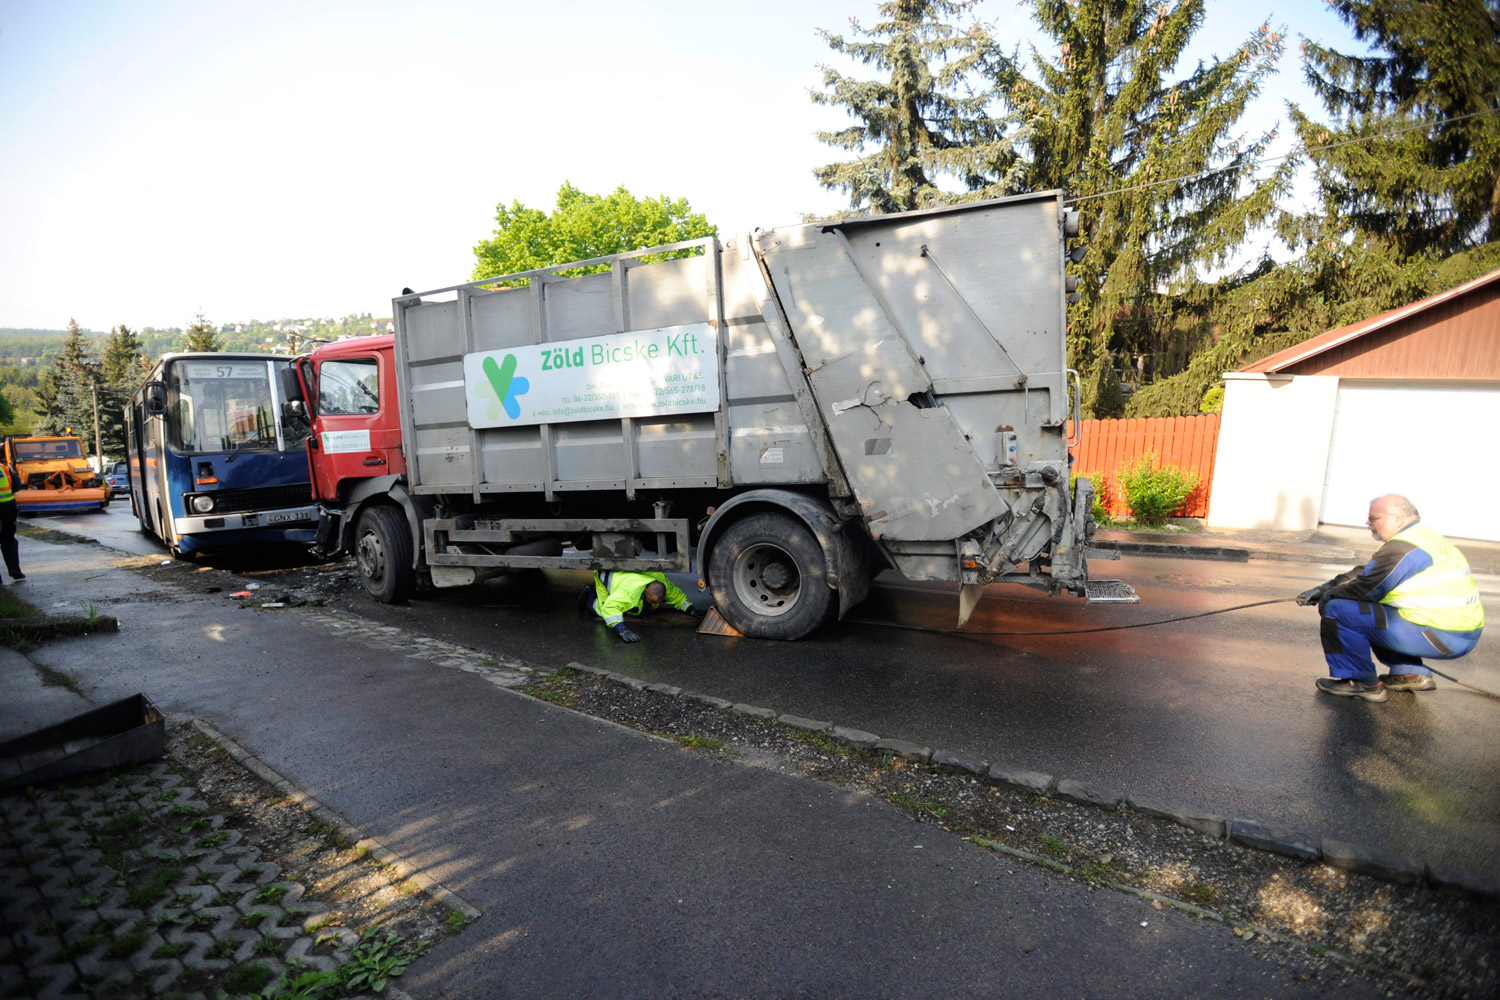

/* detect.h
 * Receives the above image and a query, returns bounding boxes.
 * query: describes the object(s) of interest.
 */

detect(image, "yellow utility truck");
[2,432,110,514]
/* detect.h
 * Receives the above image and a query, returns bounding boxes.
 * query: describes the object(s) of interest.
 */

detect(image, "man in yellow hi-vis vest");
[0,461,25,584]
[1296,494,1484,702]
[584,570,705,643]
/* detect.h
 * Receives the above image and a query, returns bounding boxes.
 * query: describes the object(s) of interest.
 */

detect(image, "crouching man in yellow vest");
[585,570,706,643]
[1296,494,1484,702]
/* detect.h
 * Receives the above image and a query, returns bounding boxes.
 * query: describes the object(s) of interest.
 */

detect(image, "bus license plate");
[266,511,307,524]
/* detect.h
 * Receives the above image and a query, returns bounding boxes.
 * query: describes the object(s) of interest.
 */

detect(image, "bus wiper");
[223,431,273,462]
[226,409,275,462]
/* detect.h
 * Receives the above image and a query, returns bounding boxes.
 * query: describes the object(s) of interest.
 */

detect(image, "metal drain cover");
[1086,579,1140,603]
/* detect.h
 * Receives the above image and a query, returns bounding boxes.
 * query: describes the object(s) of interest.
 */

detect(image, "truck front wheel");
[356,505,415,603]
[710,512,834,640]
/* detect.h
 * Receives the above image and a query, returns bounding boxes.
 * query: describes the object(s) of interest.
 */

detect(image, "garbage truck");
[287,190,1130,638]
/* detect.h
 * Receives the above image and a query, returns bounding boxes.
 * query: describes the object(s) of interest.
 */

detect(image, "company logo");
[480,354,530,420]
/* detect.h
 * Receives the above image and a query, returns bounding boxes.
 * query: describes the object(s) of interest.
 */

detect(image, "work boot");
[576,586,596,617]
[1315,677,1388,702]
[1380,673,1437,692]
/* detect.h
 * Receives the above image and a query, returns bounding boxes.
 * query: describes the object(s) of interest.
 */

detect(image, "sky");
[0,0,1361,333]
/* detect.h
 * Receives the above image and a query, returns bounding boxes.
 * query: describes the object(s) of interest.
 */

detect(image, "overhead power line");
[1064,107,1499,206]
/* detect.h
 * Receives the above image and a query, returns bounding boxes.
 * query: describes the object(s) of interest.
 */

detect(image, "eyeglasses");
[1366,512,1396,524]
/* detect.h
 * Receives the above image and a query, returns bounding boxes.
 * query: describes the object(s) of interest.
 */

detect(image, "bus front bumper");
[174,505,320,535]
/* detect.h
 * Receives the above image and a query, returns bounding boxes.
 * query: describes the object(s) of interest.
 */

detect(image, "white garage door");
[1321,380,1500,541]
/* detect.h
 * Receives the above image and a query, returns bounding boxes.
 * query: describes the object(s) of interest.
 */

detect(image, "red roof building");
[1208,267,1499,540]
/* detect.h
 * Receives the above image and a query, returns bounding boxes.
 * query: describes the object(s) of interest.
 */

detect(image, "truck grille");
[200,484,312,514]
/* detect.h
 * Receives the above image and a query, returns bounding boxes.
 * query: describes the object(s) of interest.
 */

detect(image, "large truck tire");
[709,512,834,640]
[356,505,415,603]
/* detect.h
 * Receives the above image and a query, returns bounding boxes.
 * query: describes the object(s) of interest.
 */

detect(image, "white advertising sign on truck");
[462,323,719,429]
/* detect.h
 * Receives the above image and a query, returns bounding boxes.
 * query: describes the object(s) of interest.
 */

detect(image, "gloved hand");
[684,604,708,620]
[1295,585,1327,606]
[612,622,641,643]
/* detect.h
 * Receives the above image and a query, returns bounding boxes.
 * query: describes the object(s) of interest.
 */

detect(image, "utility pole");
[91,384,102,470]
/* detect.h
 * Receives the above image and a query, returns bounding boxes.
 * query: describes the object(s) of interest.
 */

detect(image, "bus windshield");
[167,360,306,454]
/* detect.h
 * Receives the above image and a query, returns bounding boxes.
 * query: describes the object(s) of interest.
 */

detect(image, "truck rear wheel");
[356,505,415,603]
[710,512,833,640]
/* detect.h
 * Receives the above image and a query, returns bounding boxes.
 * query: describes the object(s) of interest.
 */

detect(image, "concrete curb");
[1090,540,1253,562]
[189,719,483,921]
[555,664,1500,904]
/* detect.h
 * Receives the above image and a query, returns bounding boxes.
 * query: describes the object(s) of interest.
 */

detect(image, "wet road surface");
[33,506,1500,880]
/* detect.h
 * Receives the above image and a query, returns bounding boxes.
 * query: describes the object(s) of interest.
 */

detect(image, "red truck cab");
[296,334,405,503]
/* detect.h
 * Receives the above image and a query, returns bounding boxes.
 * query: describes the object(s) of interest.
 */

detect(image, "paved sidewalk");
[1093,524,1500,575]
[0,536,1405,998]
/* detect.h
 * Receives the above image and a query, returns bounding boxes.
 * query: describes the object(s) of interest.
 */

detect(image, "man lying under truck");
[1296,493,1485,703]
[582,570,706,643]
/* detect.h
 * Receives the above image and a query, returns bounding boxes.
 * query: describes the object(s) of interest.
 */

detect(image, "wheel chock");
[697,608,743,637]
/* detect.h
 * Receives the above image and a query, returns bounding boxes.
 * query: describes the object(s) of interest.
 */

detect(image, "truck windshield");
[14,440,84,461]
[167,360,307,454]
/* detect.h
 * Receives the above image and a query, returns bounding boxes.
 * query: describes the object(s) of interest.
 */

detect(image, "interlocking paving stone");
[0,760,361,999]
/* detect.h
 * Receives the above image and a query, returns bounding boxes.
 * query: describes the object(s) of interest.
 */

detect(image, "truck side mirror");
[277,367,304,403]
[283,399,308,423]
[145,382,166,415]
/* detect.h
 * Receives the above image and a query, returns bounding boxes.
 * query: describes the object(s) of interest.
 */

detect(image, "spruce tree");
[34,319,102,438]
[1003,1,1291,416]
[1292,0,1500,256]
[98,324,152,456]
[811,0,1027,214]
[1126,0,1500,418]
[181,312,221,352]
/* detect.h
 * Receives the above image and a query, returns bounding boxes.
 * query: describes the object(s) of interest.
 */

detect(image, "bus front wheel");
[356,506,415,604]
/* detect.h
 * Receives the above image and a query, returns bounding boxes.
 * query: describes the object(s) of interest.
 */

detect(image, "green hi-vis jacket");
[592,570,693,626]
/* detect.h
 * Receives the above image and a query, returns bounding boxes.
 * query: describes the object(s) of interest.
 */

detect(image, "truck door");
[309,353,396,500]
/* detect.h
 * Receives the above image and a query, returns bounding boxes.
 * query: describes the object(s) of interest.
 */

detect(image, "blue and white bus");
[125,352,317,557]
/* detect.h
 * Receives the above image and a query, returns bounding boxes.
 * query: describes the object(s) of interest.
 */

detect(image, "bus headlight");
[191,495,215,513]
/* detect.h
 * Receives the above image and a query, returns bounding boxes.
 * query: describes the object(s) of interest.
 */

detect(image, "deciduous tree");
[472,183,716,283]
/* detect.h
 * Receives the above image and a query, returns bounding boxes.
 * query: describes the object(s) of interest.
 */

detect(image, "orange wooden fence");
[1067,413,1220,518]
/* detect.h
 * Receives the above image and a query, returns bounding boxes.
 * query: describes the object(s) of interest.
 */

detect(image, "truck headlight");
[191,495,215,513]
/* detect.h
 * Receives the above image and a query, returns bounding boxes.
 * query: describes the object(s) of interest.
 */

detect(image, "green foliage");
[180,311,220,352]
[1071,474,1111,526]
[1005,2,1292,416]
[811,0,1026,214]
[97,324,151,457]
[1097,2,1500,418]
[1117,454,1198,527]
[1124,236,1500,417]
[1198,385,1223,413]
[472,182,717,283]
[337,928,430,994]
[1084,355,1125,420]
[1294,0,1500,256]
[33,319,101,438]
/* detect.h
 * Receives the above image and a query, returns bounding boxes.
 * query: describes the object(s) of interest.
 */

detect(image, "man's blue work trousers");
[1320,598,1482,683]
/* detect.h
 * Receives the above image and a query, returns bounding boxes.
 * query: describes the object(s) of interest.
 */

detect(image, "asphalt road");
[8,533,1388,999]
[30,505,1500,882]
